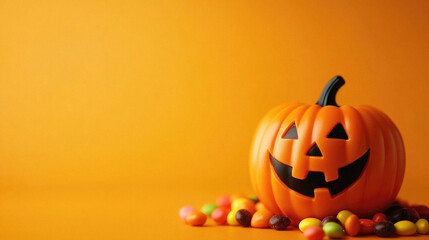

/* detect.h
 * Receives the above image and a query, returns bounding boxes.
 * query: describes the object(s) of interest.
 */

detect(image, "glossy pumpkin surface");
[249,76,405,225]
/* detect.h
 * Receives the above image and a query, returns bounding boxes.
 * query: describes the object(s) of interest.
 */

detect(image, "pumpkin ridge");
[356,106,397,214]
[373,107,405,201]
[360,106,404,204]
[355,107,381,214]
[255,106,292,213]
[250,103,291,200]
[371,108,397,207]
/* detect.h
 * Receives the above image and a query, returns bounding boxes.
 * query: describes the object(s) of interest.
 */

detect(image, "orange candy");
[255,202,266,211]
[186,211,207,226]
[251,209,273,228]
[344,214,360,236]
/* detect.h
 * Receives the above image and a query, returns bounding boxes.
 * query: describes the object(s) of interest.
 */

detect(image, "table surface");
[0,186,427,240]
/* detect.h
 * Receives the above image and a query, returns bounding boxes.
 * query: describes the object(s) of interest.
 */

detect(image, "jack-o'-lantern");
[249,76,405,225]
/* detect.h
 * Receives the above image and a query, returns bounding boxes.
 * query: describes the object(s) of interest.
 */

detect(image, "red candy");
[412,205,429,218]
[304,226,325,240]
[372,213,388,223]
[216,195,232,208]
[211,207,229,224]
[359,219,375,234]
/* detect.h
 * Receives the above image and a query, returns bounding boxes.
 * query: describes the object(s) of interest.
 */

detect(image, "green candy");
[201,203,218,216]
[323,222,344,238]
[247,194,258,203]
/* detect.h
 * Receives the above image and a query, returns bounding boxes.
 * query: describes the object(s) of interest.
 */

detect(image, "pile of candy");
[179,194,429,239]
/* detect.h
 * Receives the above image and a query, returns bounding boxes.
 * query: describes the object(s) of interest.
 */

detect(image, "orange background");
[0,0,429,239]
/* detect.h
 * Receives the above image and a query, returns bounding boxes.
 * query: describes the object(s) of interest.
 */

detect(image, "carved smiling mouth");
[270,150,369,197]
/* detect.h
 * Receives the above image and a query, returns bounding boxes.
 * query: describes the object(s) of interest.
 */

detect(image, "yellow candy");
[337,210,353,225]
[231,198,255,214]
[227,209,240,225]
[299,218,322,232]
[231,198,251,208]
[394,220,417,236]
[416,218,429,234]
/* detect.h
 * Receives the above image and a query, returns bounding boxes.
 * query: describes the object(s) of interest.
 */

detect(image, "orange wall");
[1,0,429,208]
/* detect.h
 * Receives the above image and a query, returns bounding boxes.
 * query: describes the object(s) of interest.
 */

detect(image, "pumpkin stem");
[316,76,345,107]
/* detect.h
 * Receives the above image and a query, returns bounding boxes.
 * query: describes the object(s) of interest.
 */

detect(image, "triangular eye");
[283,123,298,139]
[327,123,348,140]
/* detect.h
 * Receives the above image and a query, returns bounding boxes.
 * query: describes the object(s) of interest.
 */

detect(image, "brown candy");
[321,216,342,226]
[236,209,252,227]
[390,208,410,223]
[374,221,396,237]
[269,215,291,230]
[406,208,421,222]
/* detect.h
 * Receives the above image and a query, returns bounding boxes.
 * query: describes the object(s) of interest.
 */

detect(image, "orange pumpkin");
[249,76,405,225]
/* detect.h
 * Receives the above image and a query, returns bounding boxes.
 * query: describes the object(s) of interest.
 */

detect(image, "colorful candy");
[390,208,410,223]
[359,219,375,234]
[337,210,353,225]
[373,213,388,223]
[255,202,266,211]
[251,209,273,228]
[407,208,421,222]
[412,205,429,218]
[181,194,429,240]
[299,218,322,232]
[416,218,429,234]
[304,226,325,240]
[248,194,259,203]
[216,195,231,208]
[269,215,290,230]
[321,216,342,226]
[322,222,344,238]
[227,209,240,225]
[231,198,256,214]
[231,198,247,209]
[211,207,229,224]
[179,206,196,221]
[344,214,360,236]
[374,221,396,237]
[236,209,252,227]
[186,211,207,226]
[201,203,218,216]
[384,205,402,216]
[394,220,417,236]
